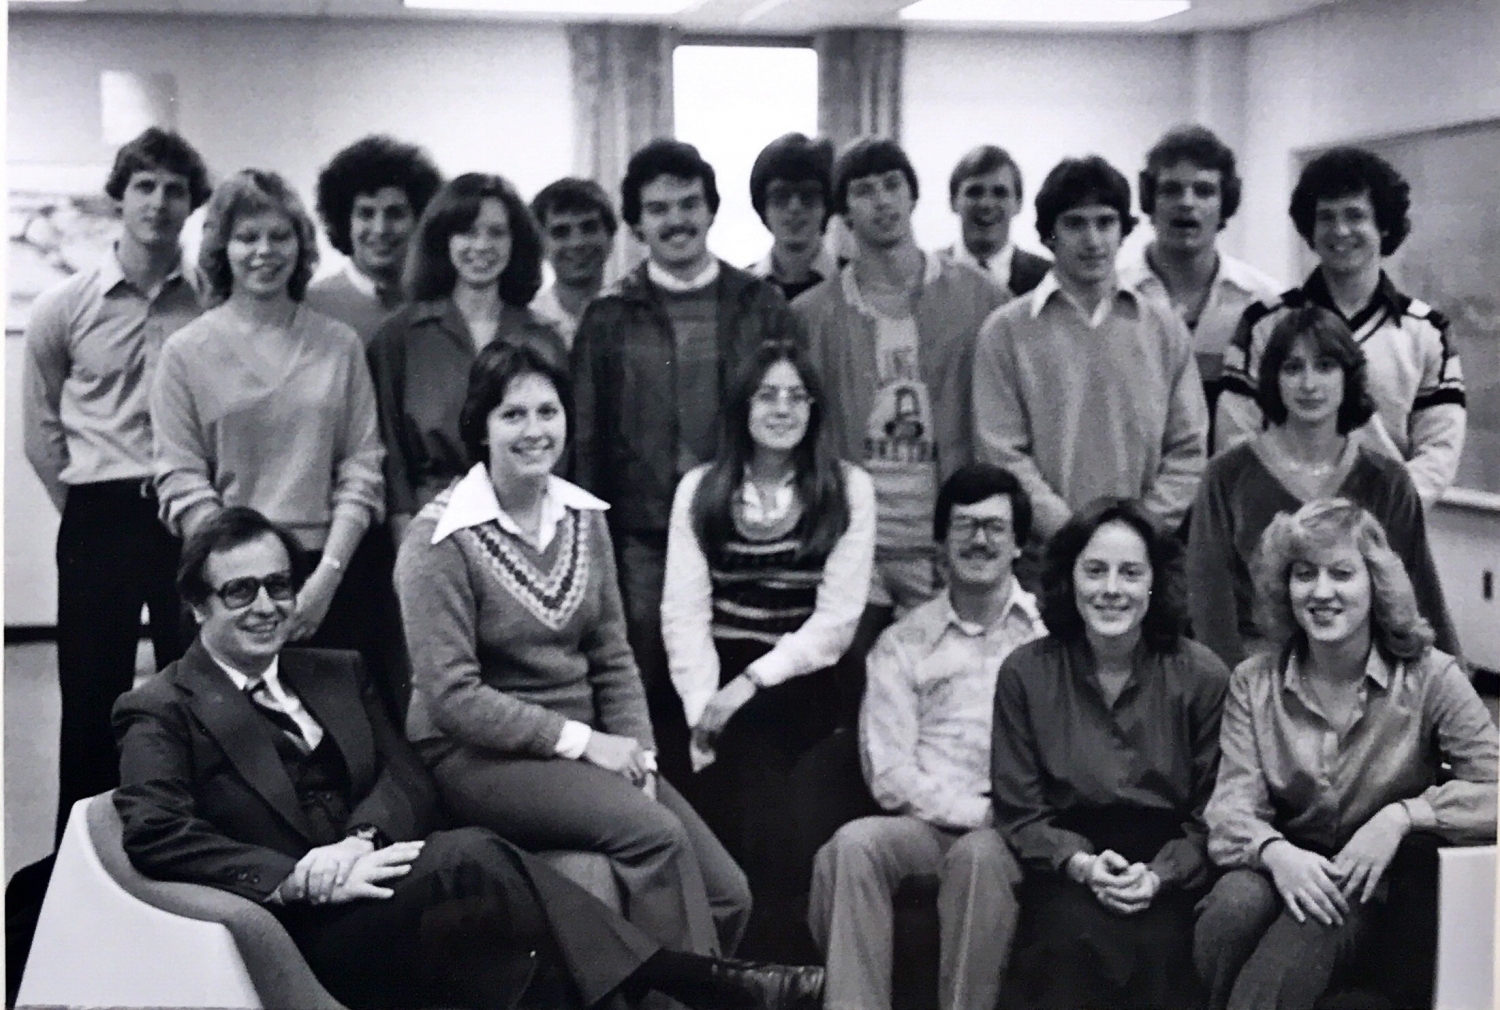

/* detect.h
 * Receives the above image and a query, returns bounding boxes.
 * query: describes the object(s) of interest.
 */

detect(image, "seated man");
[809,465,1046,1010]
[112,506,824,1010]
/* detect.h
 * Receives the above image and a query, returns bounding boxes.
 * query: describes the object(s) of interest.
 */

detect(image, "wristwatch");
[345,823,388,849]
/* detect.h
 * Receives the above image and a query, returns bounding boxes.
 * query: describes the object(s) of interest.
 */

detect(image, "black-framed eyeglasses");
[212,573,297,609]
[949,517,1012,540]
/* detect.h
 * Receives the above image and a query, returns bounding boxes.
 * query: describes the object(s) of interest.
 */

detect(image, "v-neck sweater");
[1187,440,1458,670]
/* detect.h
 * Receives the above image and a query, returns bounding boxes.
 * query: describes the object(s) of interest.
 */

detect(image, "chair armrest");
[1435,845,1496,1010]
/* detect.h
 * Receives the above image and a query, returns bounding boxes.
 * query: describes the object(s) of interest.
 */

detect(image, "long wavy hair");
[403,173,543,307]
[690,343,849,564]
[1252,498,1434,662]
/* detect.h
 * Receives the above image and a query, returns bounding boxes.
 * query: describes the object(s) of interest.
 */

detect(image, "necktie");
[245,681,312,754]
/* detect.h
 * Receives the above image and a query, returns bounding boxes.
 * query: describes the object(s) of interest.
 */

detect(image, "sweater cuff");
[554,720,593,760]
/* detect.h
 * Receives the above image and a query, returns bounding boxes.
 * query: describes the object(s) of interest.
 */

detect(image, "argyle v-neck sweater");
[397,490,654,757]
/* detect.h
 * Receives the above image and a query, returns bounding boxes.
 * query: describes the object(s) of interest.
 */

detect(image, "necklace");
[1281,456,1336,477]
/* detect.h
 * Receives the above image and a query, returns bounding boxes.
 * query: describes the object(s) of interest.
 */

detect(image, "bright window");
[673,44,819,269]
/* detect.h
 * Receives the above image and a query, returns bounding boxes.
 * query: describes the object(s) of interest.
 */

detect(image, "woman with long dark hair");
[661,342,874,905]
[367,172,566,548]
[991,497,1230,1009]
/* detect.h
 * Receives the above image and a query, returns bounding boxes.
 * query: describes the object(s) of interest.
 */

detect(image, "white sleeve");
[660,467,719,728]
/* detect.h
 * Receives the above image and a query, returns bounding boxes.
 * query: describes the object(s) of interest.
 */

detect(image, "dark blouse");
[366,298,567,518]
[1187,440,1458,670]
[991,636,1231,890]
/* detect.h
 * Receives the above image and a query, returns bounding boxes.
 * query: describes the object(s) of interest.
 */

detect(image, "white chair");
[1434,844,1496,1010]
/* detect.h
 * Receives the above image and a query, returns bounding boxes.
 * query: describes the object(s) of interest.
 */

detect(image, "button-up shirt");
[209,653,326,751]
[23,247,202,508]
[944,240,1018,297]
[860,584,1046,831]
[991,637,1231,888]
[1117,245,1280,382]
[1206,646,1498,869]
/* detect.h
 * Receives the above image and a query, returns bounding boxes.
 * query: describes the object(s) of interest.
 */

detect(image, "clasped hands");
[1262,802,1411,927]
[582,729,658,798]
[1068,849,1162,914]
[689,673,759,772]
[273,836,426,905]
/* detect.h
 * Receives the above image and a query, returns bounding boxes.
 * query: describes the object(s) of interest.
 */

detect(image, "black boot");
[630,950,824,1010]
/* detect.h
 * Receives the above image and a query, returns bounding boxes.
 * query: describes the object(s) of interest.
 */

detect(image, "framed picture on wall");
[7,164,118,336]
[1296,118,1500,504]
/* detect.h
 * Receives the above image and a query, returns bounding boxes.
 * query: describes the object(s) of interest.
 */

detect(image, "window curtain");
[568,22,678,279]
[815,28,904,149]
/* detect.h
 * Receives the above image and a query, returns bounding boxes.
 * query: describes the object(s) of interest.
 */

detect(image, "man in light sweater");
[809,464,1045,1010]
[972,155,1208,542]
[571,139,803,784]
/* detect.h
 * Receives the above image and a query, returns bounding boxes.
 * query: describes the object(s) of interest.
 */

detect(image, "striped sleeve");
[1404,302,1466,503]
[1213,297,1283,455]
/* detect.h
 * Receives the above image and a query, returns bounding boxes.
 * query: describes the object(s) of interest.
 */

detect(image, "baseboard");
[4,625,58,643]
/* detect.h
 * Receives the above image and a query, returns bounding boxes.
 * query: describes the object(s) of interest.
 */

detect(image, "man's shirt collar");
[937,579,1042,638]
[751,245,837,286]
[101,242,186,296]
[647,257,721,293]
[949,239,1015,285]
[840,249,944,318]
[208,650,282,694]
[432,463,609,549]
[1029,270,1133,328]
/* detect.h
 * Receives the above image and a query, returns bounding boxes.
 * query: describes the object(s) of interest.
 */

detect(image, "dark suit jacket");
[112,642,441,903]
[1009,248,1052,297]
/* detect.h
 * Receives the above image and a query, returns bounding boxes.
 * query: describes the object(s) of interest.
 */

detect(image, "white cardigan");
[661,461,876,728]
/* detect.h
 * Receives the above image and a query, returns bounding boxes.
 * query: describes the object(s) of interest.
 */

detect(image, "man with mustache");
[795,138,1008,722]
[1117,126,1279,451]
[529,177,617,349]
[23,127,212,843]
[571,139,804,785]
[112,506,825,1010]
[1216,147,1466,507]
[809,464,1044,1010]
[972,155,1208,543]
[747,132,839,303]
[307,135,443,344]
[939,145,1052,298]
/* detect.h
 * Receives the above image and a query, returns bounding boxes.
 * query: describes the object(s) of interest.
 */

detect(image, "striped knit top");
[708,495,826,646]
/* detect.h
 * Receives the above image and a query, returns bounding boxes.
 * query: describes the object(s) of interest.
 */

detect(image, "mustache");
[958,546,1001,560]
[661,225,698,241]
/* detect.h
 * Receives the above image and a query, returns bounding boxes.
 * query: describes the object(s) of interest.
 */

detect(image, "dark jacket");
[571,260,805,533]
[112,643,440,903]
[367,299,568,518]
[1009,248,1052,297]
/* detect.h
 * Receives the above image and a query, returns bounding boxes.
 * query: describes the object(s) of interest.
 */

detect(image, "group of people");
[19,112,1493,1010]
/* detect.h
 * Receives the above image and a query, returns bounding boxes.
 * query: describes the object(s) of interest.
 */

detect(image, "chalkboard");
[1298,119,1500,500]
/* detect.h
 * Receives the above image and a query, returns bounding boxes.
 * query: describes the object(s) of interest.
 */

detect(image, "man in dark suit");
[112,506,823,1010]
[940,144,1052,298]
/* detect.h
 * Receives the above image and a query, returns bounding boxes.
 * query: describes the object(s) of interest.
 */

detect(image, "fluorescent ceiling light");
[900,0,1189,23]
[406,0,696,13]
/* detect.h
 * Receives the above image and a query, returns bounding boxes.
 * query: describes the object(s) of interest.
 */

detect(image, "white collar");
[750,245,838,285]
[950,240,1015,284]
[342,259,381,299]
[841,250,943,319]
[432,464,609,550]
[939,578,1042,637]
[648,257,720,293]
[209,650,283,695]
[1028,270,1130,329]
[1119,242,1276,300]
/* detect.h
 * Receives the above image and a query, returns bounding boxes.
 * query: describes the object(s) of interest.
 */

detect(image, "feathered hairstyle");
[197,169,319,306]
[1257,304,1377,435]
[1252,499,1434,662]
[690,342,849,565]
[404,173,543,307]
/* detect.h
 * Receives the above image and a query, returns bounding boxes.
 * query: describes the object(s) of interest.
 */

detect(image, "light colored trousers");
[808,815,1023,1010]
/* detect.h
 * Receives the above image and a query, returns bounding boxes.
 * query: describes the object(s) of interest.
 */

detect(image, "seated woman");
[991,497,1231,1010]
[395,341,752,958]
[1194,499,1497,1010]
[1188,303,1458,669]
[368,172,567,549]
[661,343,874,906]
[150,169,394,711]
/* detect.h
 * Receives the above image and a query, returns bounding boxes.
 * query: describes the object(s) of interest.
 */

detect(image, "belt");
[72,477,157,500]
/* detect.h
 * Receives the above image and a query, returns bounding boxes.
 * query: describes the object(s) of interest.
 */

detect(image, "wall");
[6,12,574,626]
[1236,0,1500,670]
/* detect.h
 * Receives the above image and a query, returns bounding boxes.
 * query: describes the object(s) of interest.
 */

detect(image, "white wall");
[6,12,574,626]
[902,30,1196,259]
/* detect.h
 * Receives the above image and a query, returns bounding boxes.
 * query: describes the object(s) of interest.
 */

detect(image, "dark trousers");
[55,481,183,842]
[615,531,692,787]
[276,827,658,1010]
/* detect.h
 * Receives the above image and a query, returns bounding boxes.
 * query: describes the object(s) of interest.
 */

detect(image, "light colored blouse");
[661,461,875,728]
[150,305,385,550]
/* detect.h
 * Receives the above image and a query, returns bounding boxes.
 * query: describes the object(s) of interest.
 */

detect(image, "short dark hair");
[404,173,544,307]
[1034,156,1137,244]
[933,463,1033,546]
[749,133,835,227]
[314,135,443,257]
[105,127,212,210]
[621,140,720,227]
[530,177,619,236]
[1257,304,1378,434]
[831,137,919,217]
[1139,124,1242,224]
[197,170,320,305]
[458,341,574,468]
[1290,147,1411,256]
[178,507,303,608]
[948,145,1023,204]
[1039,497,1187,653]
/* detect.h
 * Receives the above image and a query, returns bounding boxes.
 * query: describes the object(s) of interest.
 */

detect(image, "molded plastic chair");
[1434,844,1495,1010]
[16,793,623,1009]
